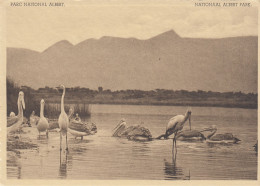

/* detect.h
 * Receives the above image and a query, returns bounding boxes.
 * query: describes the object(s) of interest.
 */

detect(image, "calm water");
[7,105,258,180]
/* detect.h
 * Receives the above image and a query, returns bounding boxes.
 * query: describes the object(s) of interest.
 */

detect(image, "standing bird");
[57,85,69,151]
[30,110,39,126]
[7,91,25,133]
[156,108,192,154]
[9,112,15,117]
[37,99,49,138]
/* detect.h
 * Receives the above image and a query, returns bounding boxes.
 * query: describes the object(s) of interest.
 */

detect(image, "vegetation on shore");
[12,82,257,107]
[6,78,257,118]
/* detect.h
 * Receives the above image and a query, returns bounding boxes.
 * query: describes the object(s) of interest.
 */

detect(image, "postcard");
[0,0,259,185]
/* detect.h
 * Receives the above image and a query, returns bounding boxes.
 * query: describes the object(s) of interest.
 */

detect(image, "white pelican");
[9,112,15,117]
[202,125,240,143]
[112,119,152,141]
[68,109,97,140]
[37,99,49,138]
[57,85,69,151]
[7,91,25,133]
[175,129,206,141]
[30,110,39,126]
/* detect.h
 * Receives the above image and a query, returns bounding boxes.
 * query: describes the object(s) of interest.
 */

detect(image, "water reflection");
[163,144,190,180]
[59,150,68,179]
[7,151,22,179]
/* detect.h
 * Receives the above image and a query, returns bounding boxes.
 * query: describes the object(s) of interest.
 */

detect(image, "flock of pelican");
[7,85,97,151]
[112,108,244,154]
[7,85,257,153]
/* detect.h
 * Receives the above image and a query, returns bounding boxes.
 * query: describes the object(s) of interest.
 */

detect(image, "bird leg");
[60,132,62,151]
[81,136,83,140]
[46,130,49,138]
[66,133,68,151]
[172,138,175,154]
[175,138,177,155]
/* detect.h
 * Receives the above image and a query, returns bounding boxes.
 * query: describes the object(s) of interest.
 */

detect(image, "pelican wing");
[178,130,200,138]
[69,121,97,134]
[7,116,20,127]
[127,126,152,138]
[210,133,234,141]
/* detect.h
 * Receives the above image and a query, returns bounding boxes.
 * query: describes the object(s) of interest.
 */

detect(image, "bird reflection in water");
[164,144,191,180]
[59,150,70,179]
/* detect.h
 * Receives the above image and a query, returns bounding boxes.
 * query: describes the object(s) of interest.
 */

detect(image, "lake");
[7,104,258,180]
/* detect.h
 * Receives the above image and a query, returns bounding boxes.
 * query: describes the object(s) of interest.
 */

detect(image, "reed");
[45,103,91,118]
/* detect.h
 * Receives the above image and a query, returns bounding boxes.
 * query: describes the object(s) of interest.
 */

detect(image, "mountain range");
[7,30,258,93]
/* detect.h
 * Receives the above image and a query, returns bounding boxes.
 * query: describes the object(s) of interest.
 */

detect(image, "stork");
[157,108,192,154]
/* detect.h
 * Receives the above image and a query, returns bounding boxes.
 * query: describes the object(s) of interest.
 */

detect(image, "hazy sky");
[6,0,258,51]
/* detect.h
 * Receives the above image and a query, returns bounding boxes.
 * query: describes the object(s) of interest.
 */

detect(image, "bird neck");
[17,99,23,117]
[61,87,65,113]
[207,129,217,139]
[40,103,44,117]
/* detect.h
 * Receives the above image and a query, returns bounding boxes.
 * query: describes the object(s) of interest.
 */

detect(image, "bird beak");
[55,87,60,92]
[189,116,191,130]
[113,121,123,131]
[201,127,211,132]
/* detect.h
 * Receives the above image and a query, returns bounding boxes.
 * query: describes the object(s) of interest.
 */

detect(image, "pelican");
[9,112,15,117]
[175,129,206,141]
[30,110,39,126]
[57,85,69,151]
[202,125,240,143]
[37,99,49,138]
[68,109,97,140]
[112,119,152,141]
[253,141,258,152]
[7,91,25,133]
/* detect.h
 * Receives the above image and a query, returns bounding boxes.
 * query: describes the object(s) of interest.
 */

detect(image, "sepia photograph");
[0,0,259,184]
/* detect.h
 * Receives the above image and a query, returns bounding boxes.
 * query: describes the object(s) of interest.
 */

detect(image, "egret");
[7,91,25,133]
[37,99,49,138]
[57,85,69,151]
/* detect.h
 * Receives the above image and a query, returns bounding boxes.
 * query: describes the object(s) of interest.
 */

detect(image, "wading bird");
[68,108,97,140]
[175,129,206,141]
[30,110,39,126]
[112,119,152,141]
[7,91,25,133]
[253,141,258,153]
[9,112,15,117]
[57,85,69,151]
[156,108,192,154]
[37,99,49,138]
[202,125,240,143]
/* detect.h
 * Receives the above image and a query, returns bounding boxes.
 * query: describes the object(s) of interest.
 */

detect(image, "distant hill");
[7,30,258,93]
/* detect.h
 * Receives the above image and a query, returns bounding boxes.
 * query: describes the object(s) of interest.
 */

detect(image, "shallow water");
[7,105,257,180]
